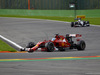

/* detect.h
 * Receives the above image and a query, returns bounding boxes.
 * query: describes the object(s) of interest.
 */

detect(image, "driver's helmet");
[51,38,56,41]
[78,19,81,22]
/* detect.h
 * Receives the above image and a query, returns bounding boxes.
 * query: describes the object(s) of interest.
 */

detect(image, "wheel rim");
[49,43,54,51]
[81,42,85,50]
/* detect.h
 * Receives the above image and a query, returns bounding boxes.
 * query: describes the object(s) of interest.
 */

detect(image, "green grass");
[0,15,100,25]
[0,40,17,52]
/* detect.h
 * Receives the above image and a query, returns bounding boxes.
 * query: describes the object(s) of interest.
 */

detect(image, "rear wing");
[66,34,82,38]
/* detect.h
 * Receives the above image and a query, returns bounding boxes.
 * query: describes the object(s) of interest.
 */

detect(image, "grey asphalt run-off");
[0,17,100,75]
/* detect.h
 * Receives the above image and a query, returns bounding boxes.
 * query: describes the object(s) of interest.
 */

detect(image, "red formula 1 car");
[21,34,86,52]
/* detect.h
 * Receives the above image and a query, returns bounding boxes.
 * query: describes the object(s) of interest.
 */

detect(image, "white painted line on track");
[45,19,70,23]
[86,73,100,75]
[0,35,24,50]
[91,25,100,27]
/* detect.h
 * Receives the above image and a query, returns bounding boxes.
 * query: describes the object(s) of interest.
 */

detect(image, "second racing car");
[71,18,90,27]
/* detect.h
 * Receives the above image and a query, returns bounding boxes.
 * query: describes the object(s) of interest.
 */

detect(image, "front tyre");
[77,40,86,51]
[71,22,74,27]
[86,21,89,24]
[45,42,54,52]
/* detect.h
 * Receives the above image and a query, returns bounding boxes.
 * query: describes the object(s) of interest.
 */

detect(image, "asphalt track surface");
[0,17,100,75]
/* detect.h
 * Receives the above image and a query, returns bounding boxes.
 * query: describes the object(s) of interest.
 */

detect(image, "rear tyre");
[86,21,90,26]
[26,42,35,48]
[87,21,89,24]
[71,22,74,27]
[77,40,86,51]
[45,42,54,52]
[75,22,78,25]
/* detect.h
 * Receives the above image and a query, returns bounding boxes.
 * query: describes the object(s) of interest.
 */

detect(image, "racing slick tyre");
[77,40,86,51]
[75,22,78,25]
[71,22,74,27]
[86,21,90,27]
[26,42,36,48]
[86,21,89,24]
[45,42,54,52]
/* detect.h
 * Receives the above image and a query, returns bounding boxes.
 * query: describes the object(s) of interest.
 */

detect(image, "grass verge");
[0,40,17,52]
[0,15,100,25]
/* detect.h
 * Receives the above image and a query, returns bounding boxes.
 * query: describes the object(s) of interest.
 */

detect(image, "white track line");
[91,25,100,27]
[0,35,24,50]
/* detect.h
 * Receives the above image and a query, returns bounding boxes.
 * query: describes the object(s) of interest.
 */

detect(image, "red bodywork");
[28,34,81,52]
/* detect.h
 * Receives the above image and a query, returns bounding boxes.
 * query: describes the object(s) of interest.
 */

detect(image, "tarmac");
[0,17,100,75]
